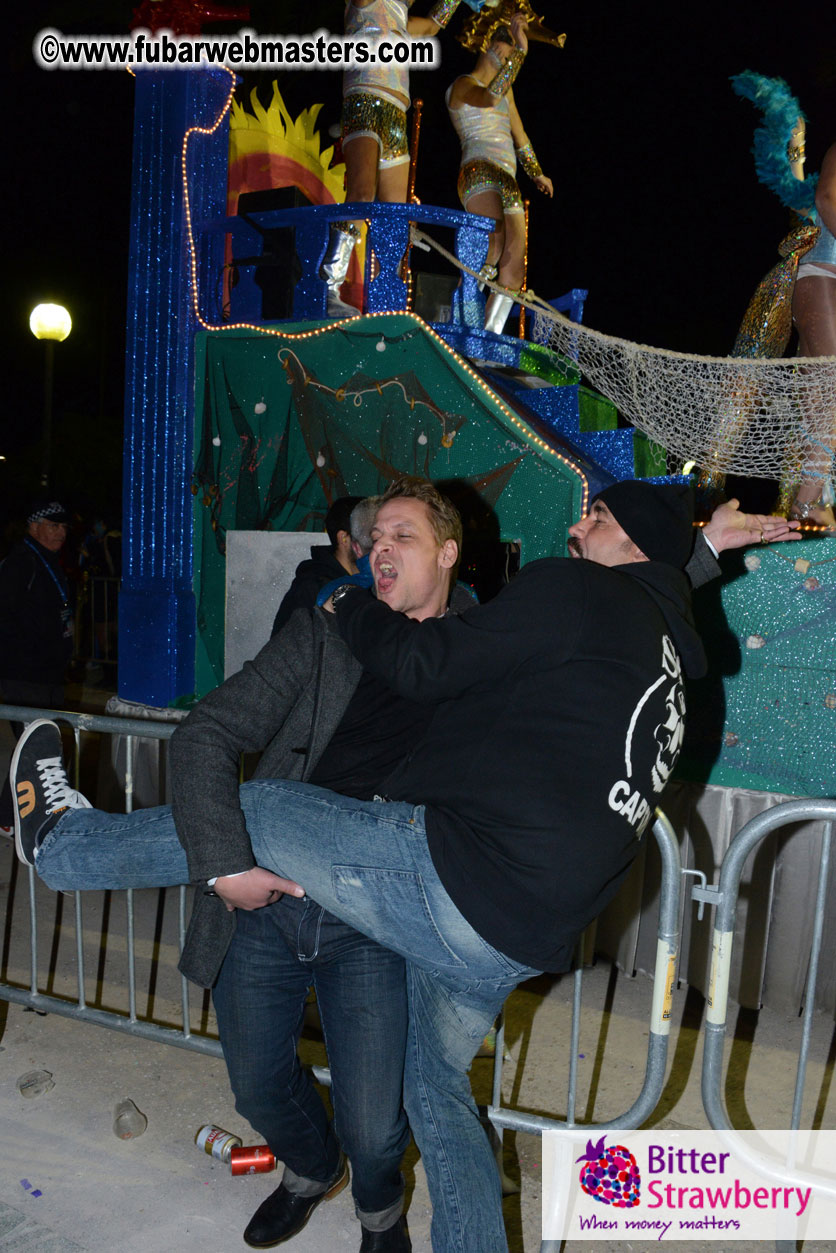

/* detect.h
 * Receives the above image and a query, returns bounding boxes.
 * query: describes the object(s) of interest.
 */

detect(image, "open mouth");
[375,560,398,592]
[567,537,583,559]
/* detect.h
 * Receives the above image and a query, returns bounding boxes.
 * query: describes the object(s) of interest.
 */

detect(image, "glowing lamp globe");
[29,304,72,342]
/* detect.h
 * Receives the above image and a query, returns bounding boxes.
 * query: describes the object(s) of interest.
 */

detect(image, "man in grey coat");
[171,477,461,1253]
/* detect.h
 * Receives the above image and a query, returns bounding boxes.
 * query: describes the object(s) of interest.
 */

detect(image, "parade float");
[115,46,836,1012]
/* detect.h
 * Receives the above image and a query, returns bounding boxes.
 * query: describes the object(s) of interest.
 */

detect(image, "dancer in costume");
[789,131,836,524]
[321,0,481,316]
[446,10,553,334]
[728,72,836,526]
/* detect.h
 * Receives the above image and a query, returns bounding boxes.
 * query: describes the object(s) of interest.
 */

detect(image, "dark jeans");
[212,893,409,1228]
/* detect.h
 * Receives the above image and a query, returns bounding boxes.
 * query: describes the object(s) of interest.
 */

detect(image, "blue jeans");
[36,780,540,1253]
[213,895,408,1228]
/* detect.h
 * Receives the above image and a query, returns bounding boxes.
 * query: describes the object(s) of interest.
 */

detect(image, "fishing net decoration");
[408,222,836,489]
[528,297,836,483]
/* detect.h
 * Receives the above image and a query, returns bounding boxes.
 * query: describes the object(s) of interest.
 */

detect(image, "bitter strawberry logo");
[576,1136,641,1207]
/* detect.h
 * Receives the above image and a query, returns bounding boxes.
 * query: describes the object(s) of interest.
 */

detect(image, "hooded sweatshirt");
[337,555,704,971]
[271,544,348,637]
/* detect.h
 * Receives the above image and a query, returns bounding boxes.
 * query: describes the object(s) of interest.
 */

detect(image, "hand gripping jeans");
[35,779,540,1253]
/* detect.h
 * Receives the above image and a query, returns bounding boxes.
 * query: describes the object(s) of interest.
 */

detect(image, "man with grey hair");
[349,495,381,555]
[271,495,370,636]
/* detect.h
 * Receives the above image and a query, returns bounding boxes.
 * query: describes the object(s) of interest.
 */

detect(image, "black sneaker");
[11,720,92,866]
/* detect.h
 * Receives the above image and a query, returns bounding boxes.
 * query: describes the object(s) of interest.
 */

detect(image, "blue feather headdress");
[731,70,817,215]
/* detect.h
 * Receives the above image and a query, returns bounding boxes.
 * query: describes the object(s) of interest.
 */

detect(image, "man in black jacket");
[0,499,73,710]
[12,482,798,1253]
[270,495,366,636]
[0,500,73,826]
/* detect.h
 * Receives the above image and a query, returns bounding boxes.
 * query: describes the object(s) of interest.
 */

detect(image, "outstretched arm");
[687,498,801,589]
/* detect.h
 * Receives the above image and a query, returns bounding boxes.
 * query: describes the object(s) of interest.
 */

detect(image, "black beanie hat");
[592,481,694,569]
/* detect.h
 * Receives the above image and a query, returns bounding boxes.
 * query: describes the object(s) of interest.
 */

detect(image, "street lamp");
[29,303,72,490]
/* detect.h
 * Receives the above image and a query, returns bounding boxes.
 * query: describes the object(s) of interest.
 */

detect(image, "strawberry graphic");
[576,1136,641,1207]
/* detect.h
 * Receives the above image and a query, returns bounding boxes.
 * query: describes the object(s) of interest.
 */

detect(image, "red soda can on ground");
[195,1124,243,1163]
[230,1145,277,1175]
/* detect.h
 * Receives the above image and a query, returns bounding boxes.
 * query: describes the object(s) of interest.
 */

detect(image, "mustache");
[567,536,583,557]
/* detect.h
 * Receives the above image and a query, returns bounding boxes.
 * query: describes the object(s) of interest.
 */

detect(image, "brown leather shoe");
[243,1160,349,1248]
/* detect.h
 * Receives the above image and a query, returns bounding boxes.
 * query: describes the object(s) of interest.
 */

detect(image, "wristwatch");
[330,583,359,609]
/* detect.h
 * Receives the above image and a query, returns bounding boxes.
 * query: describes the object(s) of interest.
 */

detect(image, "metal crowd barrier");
[492,811,682,1141]
[1,707,684,1201]
[698,798,836,1253]
[73,576,120,668]
[6,708,833,1250]
[0,706,322,1089]
[510,812,683,1253]
[2,711,215,1053]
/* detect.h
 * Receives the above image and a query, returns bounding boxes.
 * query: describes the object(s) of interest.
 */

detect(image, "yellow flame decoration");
[230,81,347,204]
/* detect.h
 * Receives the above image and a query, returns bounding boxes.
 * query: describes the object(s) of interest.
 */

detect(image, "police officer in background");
[0,500,74,827]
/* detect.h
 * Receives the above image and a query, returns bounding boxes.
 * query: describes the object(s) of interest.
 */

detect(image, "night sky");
[6,1,835,524]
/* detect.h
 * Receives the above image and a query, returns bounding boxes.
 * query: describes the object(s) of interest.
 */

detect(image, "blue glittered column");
[119,68,230,706]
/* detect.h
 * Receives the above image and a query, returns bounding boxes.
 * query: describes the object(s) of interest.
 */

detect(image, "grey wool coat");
[170,609,362,987]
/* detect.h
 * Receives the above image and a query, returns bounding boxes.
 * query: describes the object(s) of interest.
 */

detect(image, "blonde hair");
[378,476,462,579]
[380,476,462,544]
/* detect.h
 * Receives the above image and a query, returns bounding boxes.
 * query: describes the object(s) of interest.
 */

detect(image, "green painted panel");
[191,315,586,695]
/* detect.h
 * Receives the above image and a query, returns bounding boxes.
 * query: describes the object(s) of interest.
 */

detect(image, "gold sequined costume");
[342,92,409,168]
[457,159,523,214]
[447,83,524,213]
[697,223,821,499]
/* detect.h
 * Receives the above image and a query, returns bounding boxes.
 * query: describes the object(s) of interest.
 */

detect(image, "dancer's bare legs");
[328,138,411,302]
[790,269,836,526]
[464,191,526,334]
[464,188,505,277]
[376,161,410,205]
[343,135,382,203]
[497,209,525,291]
